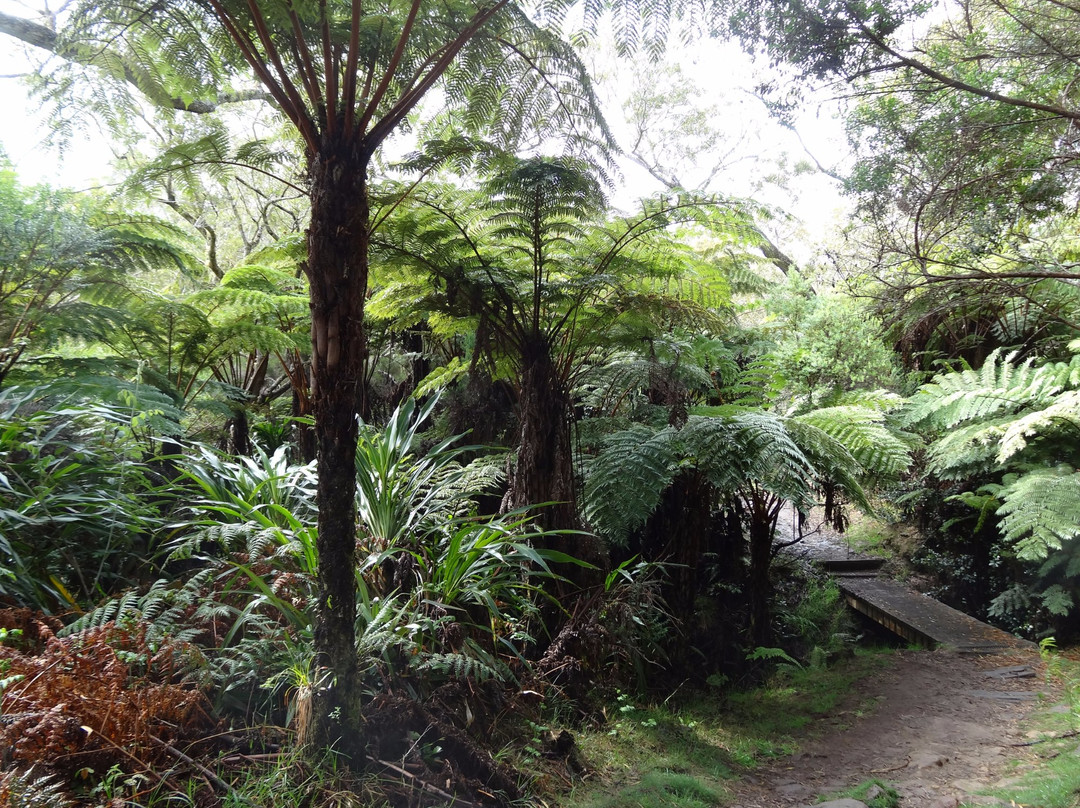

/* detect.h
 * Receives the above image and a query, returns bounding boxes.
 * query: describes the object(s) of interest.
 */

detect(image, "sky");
[0,2,852,261]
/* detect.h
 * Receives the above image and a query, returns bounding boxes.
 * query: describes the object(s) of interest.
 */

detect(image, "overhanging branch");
[0,9,272,114]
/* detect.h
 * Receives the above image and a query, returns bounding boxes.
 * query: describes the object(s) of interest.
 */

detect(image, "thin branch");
[0,9,272,113]
[854,19,1080,121]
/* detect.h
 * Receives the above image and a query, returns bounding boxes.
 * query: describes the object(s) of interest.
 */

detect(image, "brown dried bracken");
[0,619,213,779]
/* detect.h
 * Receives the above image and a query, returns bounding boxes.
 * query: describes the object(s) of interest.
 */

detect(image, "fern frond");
[411,651,509,682]
[792,405,913,481]
[998,390,1080,464]
[997,467,1080,560]
[903,349,1058,430]
[683,413,814,505]
[582,423,679,543]
[0,767,75,808]
[926,416,1014,479]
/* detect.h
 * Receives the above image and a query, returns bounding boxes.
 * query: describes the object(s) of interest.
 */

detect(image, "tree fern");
[793,405,914,481]
[902,349,1074,432]
[683,412,815,504]
[997,389,1080,464]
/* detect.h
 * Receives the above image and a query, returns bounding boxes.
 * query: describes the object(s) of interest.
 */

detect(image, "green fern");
[0,768,75,808]
[582,403,905,544]
[997,389,1080,464]
[792,405,914,481]
[997,467,1080,560]
[61,572,213,644]
[903,349,1078,432]
[411,650,510,683]
[682,412,814,504]
[582,423,679,542]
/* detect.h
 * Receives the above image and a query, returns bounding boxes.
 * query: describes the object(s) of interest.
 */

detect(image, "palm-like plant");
[354,395,478,552]
[372,156,760,576]
[583,399,912,644]
[52,0,617,747]
[142,396,553,726]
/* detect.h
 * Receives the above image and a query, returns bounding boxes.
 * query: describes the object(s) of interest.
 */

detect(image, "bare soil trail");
[727,644,1061,807]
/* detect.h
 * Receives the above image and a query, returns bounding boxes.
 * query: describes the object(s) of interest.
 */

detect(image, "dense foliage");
[1,0,1080,804]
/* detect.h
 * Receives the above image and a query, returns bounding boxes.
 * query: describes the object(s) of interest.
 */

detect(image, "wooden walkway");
[837,575,1032,653]
[803,548,1033,653]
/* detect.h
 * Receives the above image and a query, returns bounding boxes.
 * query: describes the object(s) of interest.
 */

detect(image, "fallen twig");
[152,735,254,806]
[870,758,910,773]
[1010,730,1080,747]
[368,755,481,807]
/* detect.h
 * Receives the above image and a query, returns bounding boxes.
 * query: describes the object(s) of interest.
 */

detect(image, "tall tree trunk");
[508,343,605,586]
[288,356,316,463]
[305,136,371,755]
[224,408,251,457]
[509,344,576,533]
[638,470,711,626]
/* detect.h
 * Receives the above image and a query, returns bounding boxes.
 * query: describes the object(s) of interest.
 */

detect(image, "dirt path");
[727,647,1062,807]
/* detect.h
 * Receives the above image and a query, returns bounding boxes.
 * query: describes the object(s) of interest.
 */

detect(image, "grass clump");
[839,516,893,558]
[724,648,890,739]
[819,778,899,808]
[577,771,726,808]
[982,640,1080,808]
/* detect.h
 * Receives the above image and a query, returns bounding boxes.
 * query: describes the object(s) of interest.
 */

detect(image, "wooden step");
[817,556,885,574]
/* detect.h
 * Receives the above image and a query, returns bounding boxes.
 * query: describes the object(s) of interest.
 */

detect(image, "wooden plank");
[838,576,1032,653]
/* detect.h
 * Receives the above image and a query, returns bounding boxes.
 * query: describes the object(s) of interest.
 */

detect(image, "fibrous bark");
[304,135,371,755]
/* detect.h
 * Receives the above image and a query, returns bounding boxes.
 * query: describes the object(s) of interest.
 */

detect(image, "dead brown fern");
[0,620,214,778]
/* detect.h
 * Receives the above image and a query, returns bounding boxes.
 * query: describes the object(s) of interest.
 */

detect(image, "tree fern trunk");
[305,136,371,756]
[509,345,575,528]
[640,470,711,627]
[224,408,251,457]
[746,493,780,648]
[507,343,604,585]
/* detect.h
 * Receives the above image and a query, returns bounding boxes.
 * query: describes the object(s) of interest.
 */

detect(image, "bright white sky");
[0,1,852,261]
